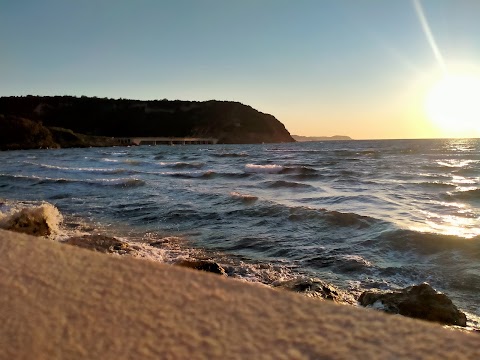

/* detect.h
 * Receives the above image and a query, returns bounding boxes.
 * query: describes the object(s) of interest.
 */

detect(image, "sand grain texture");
[0,229,479,359]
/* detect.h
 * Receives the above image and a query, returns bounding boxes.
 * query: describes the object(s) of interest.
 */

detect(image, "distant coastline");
[292,135,352,142]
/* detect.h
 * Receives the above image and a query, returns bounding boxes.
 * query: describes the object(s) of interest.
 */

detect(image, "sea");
[1,138,479,329]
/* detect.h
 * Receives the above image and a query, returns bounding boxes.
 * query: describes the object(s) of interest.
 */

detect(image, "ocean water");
[1,139,479,327]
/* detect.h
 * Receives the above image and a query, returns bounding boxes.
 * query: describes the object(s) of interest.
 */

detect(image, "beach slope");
[0,229,478,359]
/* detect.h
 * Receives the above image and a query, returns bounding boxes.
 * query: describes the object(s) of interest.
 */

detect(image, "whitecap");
[230,192,258,203]
[245,164,283,174]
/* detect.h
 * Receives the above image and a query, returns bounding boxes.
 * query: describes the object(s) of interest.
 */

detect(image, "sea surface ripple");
[0,138,479,325]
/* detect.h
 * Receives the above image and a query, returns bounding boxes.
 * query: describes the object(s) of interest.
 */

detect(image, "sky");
[1,0,480,139]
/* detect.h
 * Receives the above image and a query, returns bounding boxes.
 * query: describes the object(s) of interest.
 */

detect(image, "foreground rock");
[273,277,356,304]
[63,235,133,255]
[359,283,467,327]
[176,260,227,276]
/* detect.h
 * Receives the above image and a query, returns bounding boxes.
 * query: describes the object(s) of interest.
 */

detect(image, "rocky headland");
[0,96,294,150]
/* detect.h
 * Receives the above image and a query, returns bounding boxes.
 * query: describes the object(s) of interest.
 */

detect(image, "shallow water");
[1,138,479,327]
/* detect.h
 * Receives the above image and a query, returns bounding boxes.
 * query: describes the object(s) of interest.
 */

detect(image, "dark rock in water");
[273,277,355,304]
[176,260,227,276]
[63,235,132,255]
[358,283,467,327]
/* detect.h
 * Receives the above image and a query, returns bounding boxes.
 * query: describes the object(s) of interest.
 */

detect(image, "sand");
[0,229,479,359]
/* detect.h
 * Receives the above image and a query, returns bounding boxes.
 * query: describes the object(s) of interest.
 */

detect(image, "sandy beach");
[1,228,479,359]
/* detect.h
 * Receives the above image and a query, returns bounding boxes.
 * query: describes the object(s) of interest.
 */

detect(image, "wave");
[417,181,456,189]
[158,162,204,169]
[0,173,145,188]
[24,162,131,175]
[263,180,314,189]
[212,152,249,158]
[436,160,478,168]
[376,229,480,256]
[0,173,77,186]
[313,194,383,206]
[245,164,283,174]
[0,202,63,237]
[446,188,480,201]
[0,173,45,182]
[225,202,378,229]
[169,171,216,179]
[99,178,146,188]
[220,172,251,179]
[122,159,146,166]
[304,254,373,273]
[288,207,376,229]
[280,166,319,175]
[230,192,258,203]
[100,158,148,166]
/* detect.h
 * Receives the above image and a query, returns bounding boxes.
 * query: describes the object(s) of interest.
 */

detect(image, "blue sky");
[1,1,479,138]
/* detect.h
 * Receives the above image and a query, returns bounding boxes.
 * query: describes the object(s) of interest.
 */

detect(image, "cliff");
[0,96,294,149]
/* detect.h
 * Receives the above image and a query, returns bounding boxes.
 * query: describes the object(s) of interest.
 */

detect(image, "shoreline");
[1,228,479,359]
[0,199,478,331]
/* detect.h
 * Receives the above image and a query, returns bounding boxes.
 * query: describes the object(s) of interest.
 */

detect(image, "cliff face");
[0,96,294,147]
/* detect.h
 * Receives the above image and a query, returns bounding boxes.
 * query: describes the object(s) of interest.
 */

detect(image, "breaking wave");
[25,162,132,175]
[447,188,480,201]
[0,202,63,237]
[245,164,283,173]
[229,192,258,203]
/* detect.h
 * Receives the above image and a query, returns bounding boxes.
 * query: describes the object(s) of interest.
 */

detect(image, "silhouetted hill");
[0,96,294,149]
[0,114,123,150]
[0,115,58,150]
[292,135,352,141]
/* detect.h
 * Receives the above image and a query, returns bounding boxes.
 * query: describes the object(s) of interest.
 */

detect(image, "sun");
[425,73,480,136]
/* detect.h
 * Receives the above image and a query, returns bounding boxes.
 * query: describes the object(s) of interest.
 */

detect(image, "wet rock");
[358,283,467,327]
[273,277,355,304]
[176,260,227,276]
[63,235,133,255]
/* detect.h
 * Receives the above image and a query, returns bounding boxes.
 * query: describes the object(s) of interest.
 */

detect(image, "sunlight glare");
[425,73,480,136]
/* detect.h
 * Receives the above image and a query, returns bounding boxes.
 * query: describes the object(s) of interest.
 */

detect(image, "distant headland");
[0,96,294,150]
[292,135,352,142]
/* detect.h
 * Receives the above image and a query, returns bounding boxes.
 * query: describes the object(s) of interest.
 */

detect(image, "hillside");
[0,96,294,149]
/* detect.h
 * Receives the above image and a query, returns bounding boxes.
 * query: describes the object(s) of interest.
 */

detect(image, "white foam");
[96,178,145,187]
[245,164,283,174]
[230,192,258,202]
[25,162,128,174]
[0,202,63,238]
